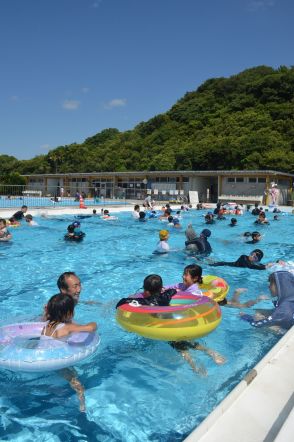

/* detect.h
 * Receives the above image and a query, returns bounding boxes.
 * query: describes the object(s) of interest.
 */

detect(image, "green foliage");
[1,65,294,173]
[0,172,26,185]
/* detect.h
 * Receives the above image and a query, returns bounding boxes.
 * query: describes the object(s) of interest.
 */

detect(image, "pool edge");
[184,326,294,442]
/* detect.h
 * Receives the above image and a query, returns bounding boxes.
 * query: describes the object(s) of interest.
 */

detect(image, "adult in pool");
[241,271,294,331]
[186,229,212,256]
[12,205,28,221]
[57,272,82,305]
[209,249,268,270]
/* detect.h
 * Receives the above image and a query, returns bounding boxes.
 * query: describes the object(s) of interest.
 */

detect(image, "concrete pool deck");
[184,326,294,442]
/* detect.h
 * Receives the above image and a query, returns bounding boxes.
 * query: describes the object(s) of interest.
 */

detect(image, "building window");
[236,177,244,183]
[227,178,235,183]
[258,178,266,183]
[248,178,257,183]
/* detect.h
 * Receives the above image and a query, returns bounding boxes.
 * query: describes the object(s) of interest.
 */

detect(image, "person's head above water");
[57,272,81,305]
[182,264,203,286]
[200,229,211,238]
[268,271,294,300]
[159,230,169,240]
[249,249,264,262]
[143,274,163,297]
[46,293,75,324]
[251,231,261,241]
[243,231,251,237]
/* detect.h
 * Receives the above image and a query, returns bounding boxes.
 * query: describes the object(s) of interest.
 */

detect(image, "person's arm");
[56,322,97,337]
[209,261,235,267]
[248,263,267,270]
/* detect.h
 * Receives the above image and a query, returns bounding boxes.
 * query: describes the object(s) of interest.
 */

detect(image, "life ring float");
[0,322,100,372]
[199,275,229,303]
[5,220,20,227]
[116,294,221,341]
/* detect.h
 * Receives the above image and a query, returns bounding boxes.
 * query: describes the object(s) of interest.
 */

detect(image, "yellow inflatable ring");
[116,294,221,341]
[199,275,229,303]
[5,220,20,227]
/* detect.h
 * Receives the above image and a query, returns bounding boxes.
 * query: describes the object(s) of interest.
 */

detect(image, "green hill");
[1,65,294,178]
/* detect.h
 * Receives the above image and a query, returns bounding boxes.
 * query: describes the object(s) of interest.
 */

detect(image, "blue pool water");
[0,196,125,208]
[0,209,293,441]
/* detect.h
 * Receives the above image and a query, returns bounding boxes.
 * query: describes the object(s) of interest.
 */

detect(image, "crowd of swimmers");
[2,200,294,412]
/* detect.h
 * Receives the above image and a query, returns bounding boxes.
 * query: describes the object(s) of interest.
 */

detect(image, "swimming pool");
[0,209,293,441]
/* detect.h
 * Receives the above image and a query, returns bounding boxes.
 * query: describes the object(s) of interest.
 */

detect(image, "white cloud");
[62,99,80,110]
[104,98,127,110]
[247,0,275,11]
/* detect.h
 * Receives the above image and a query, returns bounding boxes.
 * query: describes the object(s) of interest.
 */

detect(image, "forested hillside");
[1,65,294,180]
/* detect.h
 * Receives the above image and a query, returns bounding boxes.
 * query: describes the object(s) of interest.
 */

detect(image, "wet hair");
[21,205,28,210]
[201,229,211,238]
[0,218,6,226]
[143,274,163,296]
[231,218,237,224]
[252,249,264,261]
[46,293,75,326]
[139,211,146,219]
[243,231,251,237]
[57,272,78,292]
[183,264,203,284]
[93,209,97,214]
[168,216,173,223]
[25,214,33,221]
[134,204,140,211]
[252,231,261,239]
[104,209,109,215]
[67,225,75,233]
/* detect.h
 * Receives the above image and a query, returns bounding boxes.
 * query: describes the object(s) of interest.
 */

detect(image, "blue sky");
[0,0,293,159]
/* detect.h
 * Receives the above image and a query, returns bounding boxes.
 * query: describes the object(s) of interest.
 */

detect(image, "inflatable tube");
[199,275,229,303]
[0,322,100,372]
[101,216,118,221]
[116,294,221,341]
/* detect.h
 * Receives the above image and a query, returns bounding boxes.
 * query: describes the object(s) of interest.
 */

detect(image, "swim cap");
[201,229,211,238]
[72,221,80,227]
[159,230,169,240]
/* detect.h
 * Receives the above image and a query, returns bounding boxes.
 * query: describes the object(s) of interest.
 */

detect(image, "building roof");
[23,170,294,178]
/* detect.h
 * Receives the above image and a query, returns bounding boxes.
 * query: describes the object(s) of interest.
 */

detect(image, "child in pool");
[165,264,203,296]
[116,275,225,375]
[42,293,97,411]
[154,230,170,254]
[0,218,12,241]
